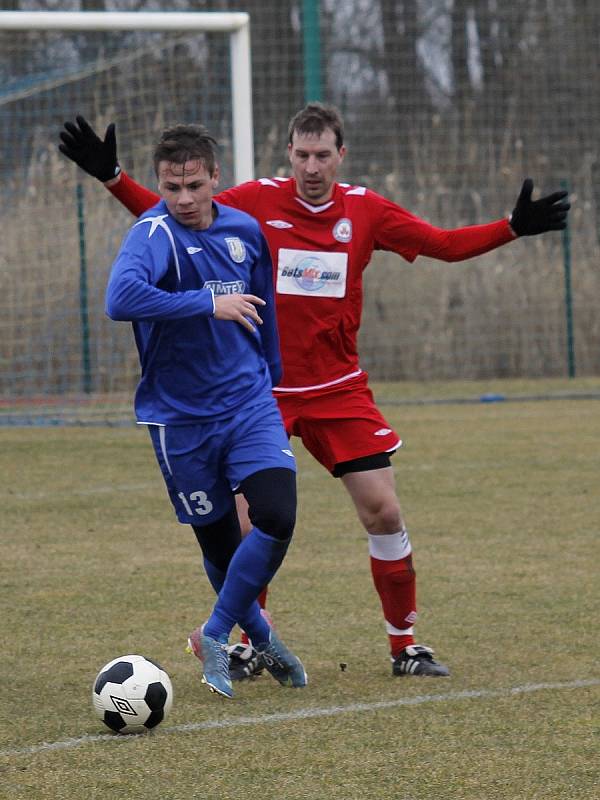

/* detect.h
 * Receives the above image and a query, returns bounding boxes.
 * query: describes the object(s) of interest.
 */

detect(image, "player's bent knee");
[374,504,404,532]
[240,467,297,541]
[361,500,403,534]
[250,491,296,541]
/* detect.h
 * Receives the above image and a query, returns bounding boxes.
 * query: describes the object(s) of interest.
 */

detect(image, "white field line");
[1,678,598,758]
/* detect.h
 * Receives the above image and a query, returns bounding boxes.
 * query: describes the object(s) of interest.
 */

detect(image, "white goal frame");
[0,10,254,183]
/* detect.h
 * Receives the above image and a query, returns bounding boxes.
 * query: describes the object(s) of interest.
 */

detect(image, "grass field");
[1,379,599,799]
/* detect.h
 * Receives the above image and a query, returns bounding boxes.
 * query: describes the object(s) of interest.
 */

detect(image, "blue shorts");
[147,399,296,525]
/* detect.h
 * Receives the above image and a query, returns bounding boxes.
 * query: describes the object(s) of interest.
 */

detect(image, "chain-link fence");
[1,1,599,423]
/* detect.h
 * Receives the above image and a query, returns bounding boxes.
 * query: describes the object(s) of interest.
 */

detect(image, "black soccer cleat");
[392,644,450,677]
[227,642,266,682]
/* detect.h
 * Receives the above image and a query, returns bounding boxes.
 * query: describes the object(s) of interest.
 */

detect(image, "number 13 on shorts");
[177,490,214,517]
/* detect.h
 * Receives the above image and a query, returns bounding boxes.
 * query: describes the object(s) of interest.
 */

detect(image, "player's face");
[158,160,219,229]
[288,128,346,205]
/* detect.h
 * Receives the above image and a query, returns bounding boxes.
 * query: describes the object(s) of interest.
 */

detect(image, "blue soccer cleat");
[256,630,307,688]
[187,626,265,683]
[198,632,233,698]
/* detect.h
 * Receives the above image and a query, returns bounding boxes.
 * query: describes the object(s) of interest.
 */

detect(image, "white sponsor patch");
[374,428,392,436]
[225,236,246,263]
[266,219,294,229]
[277,249,347,298]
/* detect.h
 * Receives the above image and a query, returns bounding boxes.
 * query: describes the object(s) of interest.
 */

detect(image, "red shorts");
[273,373,402,473]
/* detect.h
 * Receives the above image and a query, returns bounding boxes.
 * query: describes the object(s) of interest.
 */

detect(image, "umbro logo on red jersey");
[266,220,294,229]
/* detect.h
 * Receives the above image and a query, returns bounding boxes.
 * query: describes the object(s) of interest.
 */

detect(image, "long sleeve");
[370,190,517,263]
[106,219,214,321]
[107,171,160,217]
[418,218,516,262]
[106,270,214,321]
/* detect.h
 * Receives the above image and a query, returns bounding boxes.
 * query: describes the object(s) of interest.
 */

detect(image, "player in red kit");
[59,105,569,679]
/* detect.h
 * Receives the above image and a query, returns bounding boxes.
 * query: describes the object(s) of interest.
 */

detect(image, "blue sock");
[202,558,266,644]
[203,527,291,645]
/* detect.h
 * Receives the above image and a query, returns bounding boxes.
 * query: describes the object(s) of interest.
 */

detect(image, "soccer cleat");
[198,633,233,698]
[227,642,266,681]
[188,628,265,683]
[256,630,308,688]
[392,644,450,677]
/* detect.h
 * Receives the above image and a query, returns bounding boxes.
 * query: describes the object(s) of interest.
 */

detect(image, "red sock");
[368,531,417,657]
[241,586,269,645]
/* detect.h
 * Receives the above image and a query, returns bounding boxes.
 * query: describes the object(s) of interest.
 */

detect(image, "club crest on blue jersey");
[225,236,246,263]
[333,218,352,243]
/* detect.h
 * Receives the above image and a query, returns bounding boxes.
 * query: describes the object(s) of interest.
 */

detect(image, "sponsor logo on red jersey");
[280,254,343,293]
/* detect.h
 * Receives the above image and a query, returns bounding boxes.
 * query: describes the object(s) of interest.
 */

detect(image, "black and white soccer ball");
[92,654,173,734]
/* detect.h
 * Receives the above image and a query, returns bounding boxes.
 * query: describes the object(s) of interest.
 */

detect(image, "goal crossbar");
[0,10,254,182]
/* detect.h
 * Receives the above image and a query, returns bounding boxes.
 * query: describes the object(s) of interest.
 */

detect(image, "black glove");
[58,115,120,182]
[509,178,570,236]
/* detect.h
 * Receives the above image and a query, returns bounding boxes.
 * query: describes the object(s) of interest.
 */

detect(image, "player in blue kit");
[106,123,307,698]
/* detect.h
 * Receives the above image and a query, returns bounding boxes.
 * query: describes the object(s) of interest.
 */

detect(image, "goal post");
[0,11,254,424]
[0,10,254,185]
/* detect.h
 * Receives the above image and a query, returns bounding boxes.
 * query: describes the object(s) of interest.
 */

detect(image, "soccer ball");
[92,654,173,734]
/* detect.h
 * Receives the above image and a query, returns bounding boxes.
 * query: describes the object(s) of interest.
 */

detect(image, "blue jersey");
[106,200,281,423]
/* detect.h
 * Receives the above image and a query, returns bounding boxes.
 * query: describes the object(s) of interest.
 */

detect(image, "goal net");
[0,11,253,425]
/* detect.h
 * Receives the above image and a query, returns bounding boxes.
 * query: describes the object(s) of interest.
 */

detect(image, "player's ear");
[338,145,347,163]
[211,164,220,188]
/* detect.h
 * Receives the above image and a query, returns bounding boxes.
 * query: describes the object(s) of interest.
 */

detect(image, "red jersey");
[110,173,515,391]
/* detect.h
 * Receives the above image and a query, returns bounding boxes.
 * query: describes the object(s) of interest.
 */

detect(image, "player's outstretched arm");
[58,115,121,184]
[213,294,266,333]
[509,178,570,236]
[416,177,570,263]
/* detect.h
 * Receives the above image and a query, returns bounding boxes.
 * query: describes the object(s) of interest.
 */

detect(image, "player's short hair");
[153,124,218,176]
[287,103,344,150]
